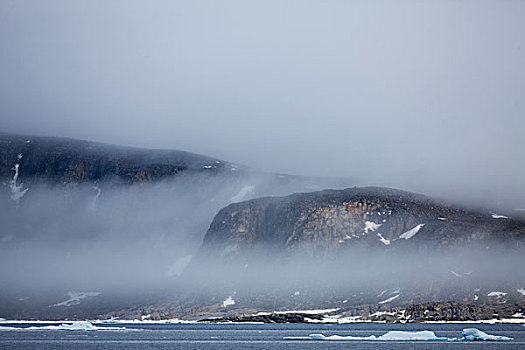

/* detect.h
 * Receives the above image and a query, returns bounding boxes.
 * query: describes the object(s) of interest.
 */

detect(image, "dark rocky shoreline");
[198,301,525,324]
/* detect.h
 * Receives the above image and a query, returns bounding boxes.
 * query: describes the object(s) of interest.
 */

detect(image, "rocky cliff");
[0,132,232,185]
[200,187,525,260]
[173,187,525,319]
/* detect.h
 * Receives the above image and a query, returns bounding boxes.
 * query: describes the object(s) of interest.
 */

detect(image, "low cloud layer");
[0,1,523,205]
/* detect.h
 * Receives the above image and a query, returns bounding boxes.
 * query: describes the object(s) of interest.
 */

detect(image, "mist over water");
[0,0,524,319]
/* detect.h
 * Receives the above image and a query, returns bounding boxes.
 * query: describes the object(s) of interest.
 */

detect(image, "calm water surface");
[0,322,524,349]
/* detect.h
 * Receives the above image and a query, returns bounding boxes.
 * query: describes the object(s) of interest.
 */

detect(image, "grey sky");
[0,0,524,202]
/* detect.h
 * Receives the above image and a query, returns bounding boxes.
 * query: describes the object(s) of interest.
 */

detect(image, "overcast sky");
[0,0,523,202]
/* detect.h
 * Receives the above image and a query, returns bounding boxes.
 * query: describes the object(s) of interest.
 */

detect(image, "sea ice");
[461,328,512,341]
[286,328,512,341]
[0,321,129,331]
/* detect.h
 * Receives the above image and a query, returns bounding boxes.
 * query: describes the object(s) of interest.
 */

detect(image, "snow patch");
[52,291,100,307]
[377,233,390,245]
[9,164,29,207]
[231,185,255,202]
[168,255,192,277]
[379,294,399,304]
[492,214,509,219]
[89,185,102,211]
[487,291,507,298]
[222,296,235,307]
[377,290,387,297]
[364,221,382,234]
[254,308,339,316]
[399,224,424,240]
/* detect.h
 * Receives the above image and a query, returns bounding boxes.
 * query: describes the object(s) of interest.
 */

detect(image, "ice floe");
[286,328,512,341]
[0,321,130,331]
[517,288,525,296]
[461,328,512,341]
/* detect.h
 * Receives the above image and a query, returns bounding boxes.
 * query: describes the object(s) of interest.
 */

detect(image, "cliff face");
[171,187,525,318]
[0,132,229,185]
[200,187,525,261]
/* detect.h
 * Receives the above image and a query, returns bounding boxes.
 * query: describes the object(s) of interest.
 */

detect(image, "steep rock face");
[0,132,229,185]
[200,187,525,260]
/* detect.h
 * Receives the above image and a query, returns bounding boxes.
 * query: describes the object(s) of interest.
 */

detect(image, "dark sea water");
[0,322,524,350]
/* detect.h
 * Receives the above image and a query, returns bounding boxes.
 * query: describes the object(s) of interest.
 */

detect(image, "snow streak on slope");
[52,291,100,307]
[399,224,424,239]
[231,185,255,202]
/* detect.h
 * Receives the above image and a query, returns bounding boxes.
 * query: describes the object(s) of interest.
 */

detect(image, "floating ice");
[399,224,424,239]
[0,321,129,331]
[461,328,512,341]
[487,291,507,298]
[517,288,525,296]
[286,328,512,341]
